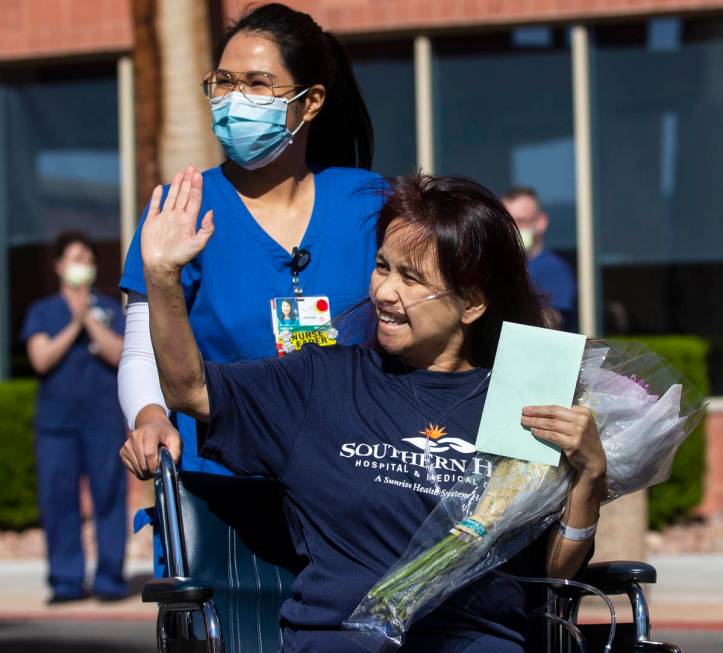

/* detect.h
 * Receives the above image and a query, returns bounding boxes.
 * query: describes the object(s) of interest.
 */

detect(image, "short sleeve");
[109,299,126,336]
[199,348,313,479]
[120,187,201,305]
[19,302,46,344]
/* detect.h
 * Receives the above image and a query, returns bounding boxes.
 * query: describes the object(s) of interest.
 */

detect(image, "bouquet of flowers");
[344,340,705,648]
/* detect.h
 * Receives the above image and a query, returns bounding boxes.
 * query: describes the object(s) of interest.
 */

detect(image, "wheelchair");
[142,448,683,652]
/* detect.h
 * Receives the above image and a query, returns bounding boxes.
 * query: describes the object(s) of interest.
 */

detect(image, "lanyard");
[289,247,311,297]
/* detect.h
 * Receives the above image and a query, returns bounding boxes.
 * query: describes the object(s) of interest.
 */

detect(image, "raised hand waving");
[141,165,214,281]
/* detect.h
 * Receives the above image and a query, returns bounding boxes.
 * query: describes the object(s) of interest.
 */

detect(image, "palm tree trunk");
[131,0,221,216]
[156,0,221,181]
[131,0,163,215]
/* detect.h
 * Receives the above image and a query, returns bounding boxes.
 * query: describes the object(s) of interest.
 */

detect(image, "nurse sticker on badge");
[271,296,336,356]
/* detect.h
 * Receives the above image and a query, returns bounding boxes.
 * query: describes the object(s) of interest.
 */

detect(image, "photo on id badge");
[271,296,336,356]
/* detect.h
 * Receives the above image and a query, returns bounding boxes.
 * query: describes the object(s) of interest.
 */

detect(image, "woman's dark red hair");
[376,174,546,367]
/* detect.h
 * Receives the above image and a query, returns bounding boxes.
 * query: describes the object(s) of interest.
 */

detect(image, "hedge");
[0,378,39,530]
[608,335,709,530]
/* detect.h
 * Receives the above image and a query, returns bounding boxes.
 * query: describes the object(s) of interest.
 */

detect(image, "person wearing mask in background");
[21,231,127,603]
[502,186,577,331]
[118,3,380,480]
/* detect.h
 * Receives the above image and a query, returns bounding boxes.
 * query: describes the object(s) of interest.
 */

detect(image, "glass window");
[591,18,723,392]
[0,63,121,376]
[432,29,577,254]
[347,41,417,177]
[5,66,119,246]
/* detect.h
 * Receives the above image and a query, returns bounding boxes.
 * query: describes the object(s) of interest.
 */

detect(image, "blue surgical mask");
[210,89,309,170]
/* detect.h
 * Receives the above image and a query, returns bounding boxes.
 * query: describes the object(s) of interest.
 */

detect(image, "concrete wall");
[700,402,723,518]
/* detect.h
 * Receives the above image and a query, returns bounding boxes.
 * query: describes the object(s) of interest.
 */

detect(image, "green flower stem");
[369,535,456,597]
[374,535,476,609]
[369,534,460,598]
[390,540,474,608]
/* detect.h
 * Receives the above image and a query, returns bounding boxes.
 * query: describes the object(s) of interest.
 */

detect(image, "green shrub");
[608,336,709,530]
[0,378,39,530]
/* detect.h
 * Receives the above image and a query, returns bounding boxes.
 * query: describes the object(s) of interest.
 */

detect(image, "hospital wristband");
[558,519,598,541]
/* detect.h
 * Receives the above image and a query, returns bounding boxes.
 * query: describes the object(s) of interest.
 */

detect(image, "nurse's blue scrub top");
[20,293,125,431]
[120,165,383,474]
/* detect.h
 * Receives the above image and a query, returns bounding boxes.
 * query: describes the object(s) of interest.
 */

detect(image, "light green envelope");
[475,321,587,466]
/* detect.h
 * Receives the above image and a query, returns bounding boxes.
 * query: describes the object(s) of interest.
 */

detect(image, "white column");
[118,56,136,272]
[571,25,597,337]
[572,29,648,560]
[414,35,434,174]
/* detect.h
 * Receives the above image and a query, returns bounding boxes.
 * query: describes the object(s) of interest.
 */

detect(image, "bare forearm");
[546,474,605,578]
[27,321,83,374]
[134,403,170,429]
[83,316,123,366]
[146,272,208,419]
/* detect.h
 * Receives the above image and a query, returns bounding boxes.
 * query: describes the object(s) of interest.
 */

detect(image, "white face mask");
[62,262,96,288]
[518,228,535,253]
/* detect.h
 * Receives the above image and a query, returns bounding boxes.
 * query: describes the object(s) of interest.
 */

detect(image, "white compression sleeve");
[118,297,170,431]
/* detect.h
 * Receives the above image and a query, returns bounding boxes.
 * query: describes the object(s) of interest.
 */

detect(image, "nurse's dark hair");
[216,3,373,169]
[376,174,547,368]
[52,231,98,260]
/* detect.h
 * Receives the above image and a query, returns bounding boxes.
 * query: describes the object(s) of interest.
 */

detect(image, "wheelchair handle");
[155,446,189,577]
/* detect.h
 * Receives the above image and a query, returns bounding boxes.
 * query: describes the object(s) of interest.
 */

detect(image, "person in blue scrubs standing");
[21,232,127,603]
[502,186,578,331]
[118,3,381,478]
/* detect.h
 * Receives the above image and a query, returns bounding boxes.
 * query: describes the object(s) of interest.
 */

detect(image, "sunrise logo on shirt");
[402,423,477,455]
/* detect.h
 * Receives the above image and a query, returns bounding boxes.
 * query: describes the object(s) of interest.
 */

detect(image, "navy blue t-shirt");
[19,292,125,431]
[528,249,577,331]
[201,345,548,652]
[121,165,383,474]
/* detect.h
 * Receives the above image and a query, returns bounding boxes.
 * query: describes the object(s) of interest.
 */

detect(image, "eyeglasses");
[202,70,306,105]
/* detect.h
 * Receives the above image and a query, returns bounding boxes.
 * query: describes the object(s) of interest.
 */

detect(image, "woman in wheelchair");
[121,169,607,652]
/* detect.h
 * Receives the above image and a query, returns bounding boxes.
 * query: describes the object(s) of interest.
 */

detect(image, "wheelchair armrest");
[581,561,656,594]
[142,576,213,604]
[550,560,657,602]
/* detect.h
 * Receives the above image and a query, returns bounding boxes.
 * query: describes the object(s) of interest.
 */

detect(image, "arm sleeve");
[199,349,313,479]
[120,187,201,304]
[117,298,170,431]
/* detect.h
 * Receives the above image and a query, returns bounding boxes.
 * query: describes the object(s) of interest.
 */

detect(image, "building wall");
[224,0,723,32]
[0,0,132,61]
[1,0,720,61]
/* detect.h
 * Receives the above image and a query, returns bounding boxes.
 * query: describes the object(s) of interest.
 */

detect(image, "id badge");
[270,296,338,356]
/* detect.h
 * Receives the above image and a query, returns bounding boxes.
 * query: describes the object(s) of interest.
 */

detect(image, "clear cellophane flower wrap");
[344,340,706,649]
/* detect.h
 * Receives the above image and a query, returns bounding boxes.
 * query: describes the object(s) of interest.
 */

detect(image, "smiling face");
[370,220,485,371]
[281,300,293,317]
